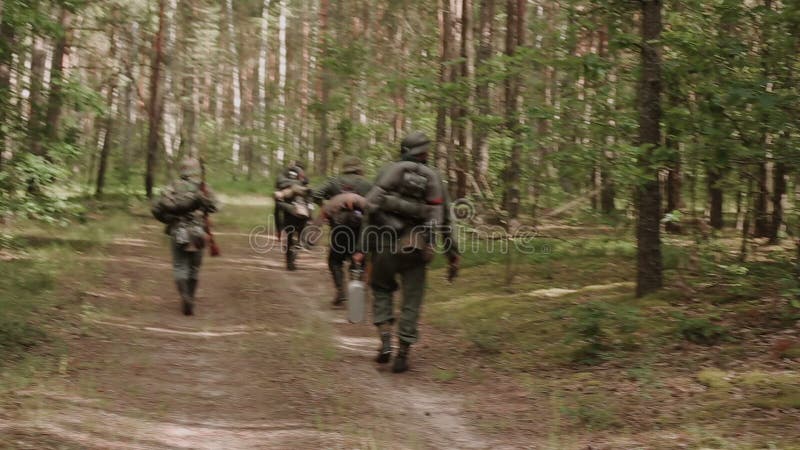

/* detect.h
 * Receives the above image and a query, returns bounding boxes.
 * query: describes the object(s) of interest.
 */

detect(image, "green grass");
[206,176,274,195]
[425,229,799,444]
[0,197,140,389]
[212,202,274,230]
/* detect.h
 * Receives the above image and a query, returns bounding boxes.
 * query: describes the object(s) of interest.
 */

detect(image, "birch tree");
[225,0,242,170]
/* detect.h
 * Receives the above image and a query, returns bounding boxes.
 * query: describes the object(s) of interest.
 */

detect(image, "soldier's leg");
[187,250,203,302]
[171,243,193,315]
[370,248,399,363]
[328,248,346,305]
[286,227,297,271]
[328,227,348,304]
[370,249,399,326]
[393,253,427,373]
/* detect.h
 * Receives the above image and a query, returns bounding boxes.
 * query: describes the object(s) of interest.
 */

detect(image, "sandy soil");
[0,218,526,449]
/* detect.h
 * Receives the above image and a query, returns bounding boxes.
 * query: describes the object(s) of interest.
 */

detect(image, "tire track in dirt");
[2,216,501,449]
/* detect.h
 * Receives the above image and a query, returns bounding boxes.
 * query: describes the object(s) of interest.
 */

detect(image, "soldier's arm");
[353,212,371,264]
[354,184,384,258]
[356,178,374,197]
[199,184,220,213]
[312,178,336,205]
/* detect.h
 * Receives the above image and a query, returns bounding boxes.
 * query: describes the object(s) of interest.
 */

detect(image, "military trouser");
[281,215,307,269]
[328,225,359,290]
[171,241,203,281]
[370,244,428,345]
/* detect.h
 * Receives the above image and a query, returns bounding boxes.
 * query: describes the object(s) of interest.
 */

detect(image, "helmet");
[340,156,363,174]
[179,157,201,179]
[401,131,431,157]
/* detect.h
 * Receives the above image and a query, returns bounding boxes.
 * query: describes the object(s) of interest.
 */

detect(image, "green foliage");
[678,316,728,346]
[0,153,88,223]
[566,301,641,364]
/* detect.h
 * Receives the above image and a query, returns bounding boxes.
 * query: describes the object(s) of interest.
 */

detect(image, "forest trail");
[0,214,508,449]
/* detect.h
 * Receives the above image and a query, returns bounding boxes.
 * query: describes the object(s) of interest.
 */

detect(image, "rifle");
[199,157,221,257]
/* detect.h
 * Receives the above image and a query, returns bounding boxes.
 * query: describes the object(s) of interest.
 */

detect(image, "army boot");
[332,288,347,307]
[392,342,411,373]
[177,280,193,316]
[375,326,392,364]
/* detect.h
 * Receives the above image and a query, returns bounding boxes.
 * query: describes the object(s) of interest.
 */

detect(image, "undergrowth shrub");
[677,315,728,345]
[566,301,640,364]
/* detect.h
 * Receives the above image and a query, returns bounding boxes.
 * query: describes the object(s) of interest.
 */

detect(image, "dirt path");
[1,217,513,449]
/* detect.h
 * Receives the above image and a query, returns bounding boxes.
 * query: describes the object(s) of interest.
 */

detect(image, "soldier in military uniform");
[274,164,312,271]
[354,132,460,373]
[152,158,219,316]
[313,156,373,306]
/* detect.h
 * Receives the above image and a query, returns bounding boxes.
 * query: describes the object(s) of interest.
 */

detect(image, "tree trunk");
[707,166,724,229]
[95,87,117,197]
[299,1,310,166]
[225,0,242,172]
[754,0,774,238]
[600,29,618,215]
[158,0,177,170]
[274,0,288,165]
[95,29,119,198]
[257,0,271,173]
[503,0,524,218]
[392,20,406,143]
[754,161,771,237]
[257,0,270,122]
[473,0,493,190]
[315,0,330,175]
[44,8,72,150]
[635,0,664,298]
[600,165,616,213]
[454,0,474,199]
[665,118,682,232]
[446,0,461,188]
[28,36,47,156]
[740,174,755,262]
[769,161,787,244]
[145,0,167,198]
[179,74,196,157]
[0,16,14,170]
[120,21,139,187]
[665,157,682,232]
[435,0,452,172]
